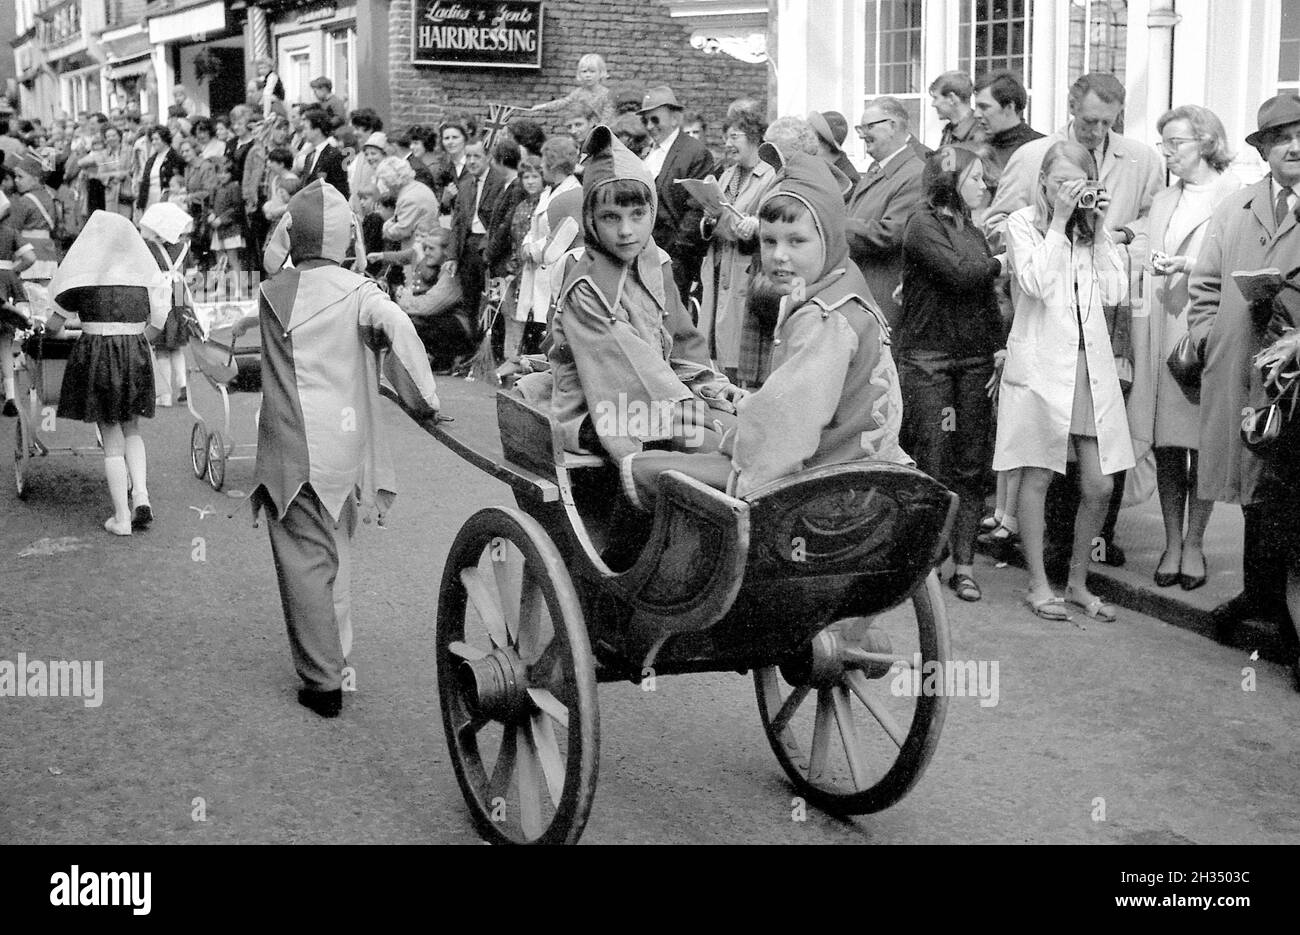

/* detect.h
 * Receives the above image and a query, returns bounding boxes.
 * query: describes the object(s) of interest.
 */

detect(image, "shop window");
[1067,0,1127,85]
[1280,0,1300,96]
[287,49,312,104]
[864,1,924,131]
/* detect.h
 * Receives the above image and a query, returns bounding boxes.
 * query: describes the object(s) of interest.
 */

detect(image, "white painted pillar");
[775,0,864,154]
[1030,0,1069,132]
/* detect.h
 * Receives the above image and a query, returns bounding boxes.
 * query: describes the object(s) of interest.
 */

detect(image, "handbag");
[1241,370,1300,457]
[1166,331,1202,402]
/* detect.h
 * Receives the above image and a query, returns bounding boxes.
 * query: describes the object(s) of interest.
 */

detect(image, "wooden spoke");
[484,540,521,643]
[460,566,510,649]
[486,726,518,803]
[516,724,544,839]
[830,686,868,792]
[845,671,906,749]
[808,690,834,782]
[448,640,486,661]
[530,713,566,807]
[769,683,811,736]
[527,687,570,730]
[515,574,550,661]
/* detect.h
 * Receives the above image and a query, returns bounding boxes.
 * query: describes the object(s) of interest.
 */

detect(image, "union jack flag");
[482,102,521,150]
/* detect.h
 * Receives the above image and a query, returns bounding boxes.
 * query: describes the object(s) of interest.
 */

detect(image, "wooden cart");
[423,383,957,845]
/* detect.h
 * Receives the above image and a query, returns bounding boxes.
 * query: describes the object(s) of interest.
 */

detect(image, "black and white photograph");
[0,0,1293,899]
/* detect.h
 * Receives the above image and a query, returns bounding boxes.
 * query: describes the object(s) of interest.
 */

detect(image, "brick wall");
[386,0,767,150]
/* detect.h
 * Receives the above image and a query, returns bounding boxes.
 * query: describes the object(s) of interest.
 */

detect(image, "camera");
[1078,181,1105,209]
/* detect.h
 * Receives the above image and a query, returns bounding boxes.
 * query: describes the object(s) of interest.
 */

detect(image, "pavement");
[978,485,1296,663]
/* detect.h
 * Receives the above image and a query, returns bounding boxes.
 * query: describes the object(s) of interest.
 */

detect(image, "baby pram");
[183,300,260,491]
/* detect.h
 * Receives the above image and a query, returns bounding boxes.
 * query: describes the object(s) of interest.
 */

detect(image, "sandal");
[1065,587,1118,622]
[948,572,982,602]
[979,514,1001,532]
[1024,594,1070,621]
[977,523,1018,546]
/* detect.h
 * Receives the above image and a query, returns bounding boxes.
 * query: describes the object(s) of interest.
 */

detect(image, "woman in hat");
[43,210,169,535]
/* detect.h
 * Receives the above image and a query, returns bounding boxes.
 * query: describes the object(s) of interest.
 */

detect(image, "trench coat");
[1128,171,1244,461]
[698,159,774,369]
[1186,175,1300,505]
[992,207,1136,476]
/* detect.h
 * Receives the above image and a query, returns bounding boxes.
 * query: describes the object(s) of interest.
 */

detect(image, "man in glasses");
[1189,94,1300,675]
[983,72,1164,574]
[637,85,714,305]
[844,96,925,329]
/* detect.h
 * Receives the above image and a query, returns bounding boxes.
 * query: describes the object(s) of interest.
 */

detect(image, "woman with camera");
[993,141,1135,622]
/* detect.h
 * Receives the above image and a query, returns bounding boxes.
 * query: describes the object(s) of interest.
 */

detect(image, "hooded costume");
[49,210,170,424]
[251,179,440,699]
[548,125,733,460]
[622,145,912,507]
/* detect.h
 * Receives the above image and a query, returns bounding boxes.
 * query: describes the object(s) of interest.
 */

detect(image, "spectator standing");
[808,110,860,189]
[299,109,349,198]
[846,96,925,328]
[930,71,982,147]
[698,108,773,380]
[449,137,508,338]
[228,106,267,273]
[485,138,526,281]
[1128,105,1242,591]
[638,85,714,303]
[393,128,439,192]
[309,77,348,124]
[985,73,1164,571]
[994,141,1135,622]
[972,71,1044,185]
[1189,94,1300,638]
[136,125,184,215]
[520,135,582,331]
[899,146,1004,602]
[376,155,438,285]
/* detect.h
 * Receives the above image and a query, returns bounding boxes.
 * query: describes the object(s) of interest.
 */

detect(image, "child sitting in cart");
[547,125,745,463]
[620,144,912,508]
[41,210,170,535]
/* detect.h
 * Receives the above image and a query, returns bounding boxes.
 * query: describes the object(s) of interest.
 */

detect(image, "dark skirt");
[56,333,156,424]
[151,306,189,352]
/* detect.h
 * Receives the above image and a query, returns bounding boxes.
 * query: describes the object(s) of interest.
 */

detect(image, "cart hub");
[799,619,895,686]
[456,648,531,722]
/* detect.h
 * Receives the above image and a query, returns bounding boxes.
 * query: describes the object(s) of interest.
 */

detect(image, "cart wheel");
[437,506,599,845]
[14,416,29,500]
[755,570,950,815]
[190,422,209,479]
[205,431,226,490]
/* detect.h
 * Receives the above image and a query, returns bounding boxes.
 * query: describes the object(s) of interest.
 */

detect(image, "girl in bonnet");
[43,210,170,535]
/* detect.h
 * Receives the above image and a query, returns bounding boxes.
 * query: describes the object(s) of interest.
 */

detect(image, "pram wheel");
[190,422,209,479]
[14,417,29,500]
[205,431,226,490]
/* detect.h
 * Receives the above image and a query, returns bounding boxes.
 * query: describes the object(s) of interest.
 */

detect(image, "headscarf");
[262,179,360,273]
[50,210,165,304]
[756,142,849,280]
[579,124,657,261]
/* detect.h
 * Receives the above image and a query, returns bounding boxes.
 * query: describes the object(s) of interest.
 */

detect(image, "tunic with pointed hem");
[251,262,440,524]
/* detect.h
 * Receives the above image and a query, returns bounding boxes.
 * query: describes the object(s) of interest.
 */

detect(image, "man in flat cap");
[638,85,714,305]
[1189,93,1300,663]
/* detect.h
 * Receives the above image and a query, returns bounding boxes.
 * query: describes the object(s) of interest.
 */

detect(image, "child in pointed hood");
[621,144,912,508]
[547,125,743,461]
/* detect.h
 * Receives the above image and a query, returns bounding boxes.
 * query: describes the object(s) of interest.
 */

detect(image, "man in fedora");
[638,85,714,304]
[1189,93,1300,666]
[808,110,860,190]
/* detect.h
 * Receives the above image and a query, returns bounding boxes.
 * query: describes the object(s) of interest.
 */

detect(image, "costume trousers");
[266,485,357,691]
[899,351,993,566]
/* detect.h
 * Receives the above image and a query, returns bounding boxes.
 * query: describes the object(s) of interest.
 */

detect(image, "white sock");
[124,434,149,506]
[169,350,187,391]
[1001,515,1019,534]
[104,454,131,523]
[992,508,1004,524]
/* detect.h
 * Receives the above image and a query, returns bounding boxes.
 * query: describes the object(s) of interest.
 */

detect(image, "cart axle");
[456,647,531,722]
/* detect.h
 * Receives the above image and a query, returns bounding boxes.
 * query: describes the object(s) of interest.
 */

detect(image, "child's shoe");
[104,516,133,536]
